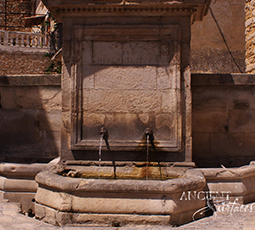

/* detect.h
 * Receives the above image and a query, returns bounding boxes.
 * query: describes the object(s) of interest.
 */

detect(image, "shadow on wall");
[192,73,255,168]
[191,0,245,74]
[0,75,61,163]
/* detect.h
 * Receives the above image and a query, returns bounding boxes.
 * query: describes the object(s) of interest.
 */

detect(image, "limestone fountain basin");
[60,161,193,180]
[34,162,207,227]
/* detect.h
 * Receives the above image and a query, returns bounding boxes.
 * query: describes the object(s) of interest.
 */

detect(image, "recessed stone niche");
[73,25,181,152]
[43,0,211,162]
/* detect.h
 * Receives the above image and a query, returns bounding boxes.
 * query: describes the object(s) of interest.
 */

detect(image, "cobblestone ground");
[0,201,254,230]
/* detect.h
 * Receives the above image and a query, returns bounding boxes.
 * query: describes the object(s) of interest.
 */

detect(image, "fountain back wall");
[69,24,185,160]
[59,13,194,162]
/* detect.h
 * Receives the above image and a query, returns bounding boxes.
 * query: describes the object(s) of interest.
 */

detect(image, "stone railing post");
[0,30,49,50]
[3,31,8,45]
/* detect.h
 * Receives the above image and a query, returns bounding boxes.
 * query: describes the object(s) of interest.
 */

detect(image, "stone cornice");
[42,0,211,22]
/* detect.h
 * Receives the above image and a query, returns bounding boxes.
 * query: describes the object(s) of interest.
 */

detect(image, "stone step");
[0,202,21,215]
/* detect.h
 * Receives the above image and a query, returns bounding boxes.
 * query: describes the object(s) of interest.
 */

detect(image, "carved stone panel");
[71,25,181,151]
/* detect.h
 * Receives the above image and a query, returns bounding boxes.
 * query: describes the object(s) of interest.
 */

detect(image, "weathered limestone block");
[228,86,255,110]
[192,87,227,112]
[35,203,171,226]
[192,133,210,159]
[244,133,255,156]
[94,66,157,90]
[0,163,47,178]
[198,163,255,204]
[1,86,61,110]
[229,110,255,133]
[192,110,227,133]
[3,192,35,213]
[211,133,244,157]
[36,187,72,212]
[0,177,38,192]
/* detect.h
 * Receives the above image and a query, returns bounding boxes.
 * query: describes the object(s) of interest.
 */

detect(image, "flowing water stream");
[146,134,149,180]
[98,135,103,179]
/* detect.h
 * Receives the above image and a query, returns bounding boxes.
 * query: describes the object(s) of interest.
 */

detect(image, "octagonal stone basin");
[60,161,194,180]
[34,162,207,227]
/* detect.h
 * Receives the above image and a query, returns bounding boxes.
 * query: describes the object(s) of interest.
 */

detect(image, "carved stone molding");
[55,6,197,14]
[42,0,211,22]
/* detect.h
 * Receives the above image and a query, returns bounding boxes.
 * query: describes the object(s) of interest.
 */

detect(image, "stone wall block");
[83,90,162,113]
[210,133,244,157]
[82,65,94,89]
[157,66,173,89]
[4,179,38,192]
[44,131,61,154]
[14,87,61,110]
[243,176,255,195]
[0,87,17,108]
[62,40,71,60]
[35,187,72,212]
[71,196,176,215]
[61,90,71,112]
[93,42,122,65]
[82,41,92,65]
[244,133,255,156]
[36,110,61,132]
[192,111,227,133]
[192,86,227,112]
[229,110,255,133]
[192,133,210,158]
[1,86,61,110]
[94,66,157,90]
[0,109,37,146]
[3,192,35,213]
[207,182,244,196]
[227,86,255,110]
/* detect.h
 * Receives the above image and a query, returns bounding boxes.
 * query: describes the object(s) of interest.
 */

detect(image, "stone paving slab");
[0,201,255,230]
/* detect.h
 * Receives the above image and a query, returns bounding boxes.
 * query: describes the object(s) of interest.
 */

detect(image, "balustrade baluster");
[21,34,25,47]
[0,32,3,45]
[36,35,39,47]
[0,30,49,49]
[31,35,35,47]
[43,35,47,48]
[4,31,8,45]
[14,34,18,46]
[34,35,37,47]
[26,35,30,47]
[10,34,14,46]
[39,35,42,47]
[17,34,20,46]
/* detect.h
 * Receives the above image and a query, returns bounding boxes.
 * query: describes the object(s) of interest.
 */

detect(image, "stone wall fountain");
[35,0,211,227]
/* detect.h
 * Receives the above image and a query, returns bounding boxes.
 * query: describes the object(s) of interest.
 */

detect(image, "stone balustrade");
[0,30,49,49]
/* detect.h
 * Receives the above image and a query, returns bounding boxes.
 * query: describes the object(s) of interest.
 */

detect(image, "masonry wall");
[246,0,255,73]
[0,0,31,31]
[0,75,61,163]
[191,0,245,73]
[0,50,53,75]
[1,74,255,166]
[192,74,255,168]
